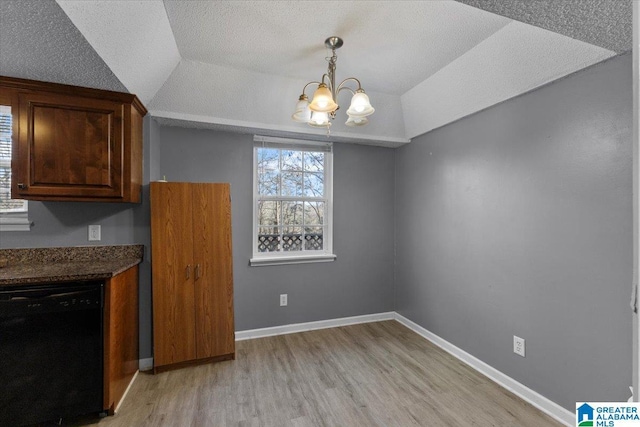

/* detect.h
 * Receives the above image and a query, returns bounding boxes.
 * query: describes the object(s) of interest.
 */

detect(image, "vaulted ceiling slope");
[3,1,629,147]
[0,0,126,92]
[456,0,631,53]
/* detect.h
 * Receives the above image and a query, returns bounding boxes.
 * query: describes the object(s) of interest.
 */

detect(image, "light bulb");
[346,90,374,117]
[313,112,328,124]
[291,95,311,123]
[309,83,338,113]
[308,111,330,128]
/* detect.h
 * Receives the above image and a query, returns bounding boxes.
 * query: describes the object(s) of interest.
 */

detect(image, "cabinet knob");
[17,183,27,190]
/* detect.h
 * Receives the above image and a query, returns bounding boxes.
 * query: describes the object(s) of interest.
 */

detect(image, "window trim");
[250,135,335,266]
[0,212,31,232]
[0,100,30,232]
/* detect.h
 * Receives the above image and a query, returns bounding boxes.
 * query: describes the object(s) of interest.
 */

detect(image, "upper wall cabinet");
[0,76,147,203]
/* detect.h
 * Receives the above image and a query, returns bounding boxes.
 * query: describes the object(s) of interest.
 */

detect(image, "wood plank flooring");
[73,320,562,427]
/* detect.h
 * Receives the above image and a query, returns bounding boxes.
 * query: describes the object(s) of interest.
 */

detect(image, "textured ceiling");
[456,0,632,53]
[56,0,180,105]
[152,0,616,142]
[1,1,629,146]
[0,0,125,92]
[401,20,614,137]
[162,0,511,95]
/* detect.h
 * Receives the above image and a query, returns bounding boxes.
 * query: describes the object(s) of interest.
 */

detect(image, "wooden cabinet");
[150,182,235,372]
[0,76,146,202]
[103,265,139,414]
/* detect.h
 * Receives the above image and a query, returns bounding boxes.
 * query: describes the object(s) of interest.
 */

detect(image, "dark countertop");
[0,245,144,287]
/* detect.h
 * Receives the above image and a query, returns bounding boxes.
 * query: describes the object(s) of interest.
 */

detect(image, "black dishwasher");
[0,281,104,426]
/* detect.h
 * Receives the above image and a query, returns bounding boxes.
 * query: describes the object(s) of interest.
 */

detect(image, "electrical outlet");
[280,294,288,307]
[88,225,101,241]
[513,335,525,357]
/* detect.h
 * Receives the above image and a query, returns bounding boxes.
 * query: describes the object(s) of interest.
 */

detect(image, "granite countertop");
[0,245,144,287]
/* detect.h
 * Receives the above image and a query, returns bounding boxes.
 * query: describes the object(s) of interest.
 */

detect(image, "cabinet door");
[151,183,197,367]
[192,183,235,359]
[15,91,125,199]
[103,266,138,414]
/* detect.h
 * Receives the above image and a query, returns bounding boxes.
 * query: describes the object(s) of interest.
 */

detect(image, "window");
[0,103,29,231]
[251,136,335,266]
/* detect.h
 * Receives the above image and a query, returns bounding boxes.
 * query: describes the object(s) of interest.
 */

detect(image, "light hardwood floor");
[75,320,562,427]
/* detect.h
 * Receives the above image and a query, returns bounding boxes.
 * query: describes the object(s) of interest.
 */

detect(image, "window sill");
[0,216,32,232]
[250,253,336,267]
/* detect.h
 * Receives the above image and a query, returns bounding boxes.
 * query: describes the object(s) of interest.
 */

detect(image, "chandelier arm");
[336,77,363,95]
[302,81,323,96]
[337,87,355,98]
[293,37,371,132]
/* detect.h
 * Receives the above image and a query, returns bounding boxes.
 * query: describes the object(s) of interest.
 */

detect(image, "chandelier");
[292,36,374,129]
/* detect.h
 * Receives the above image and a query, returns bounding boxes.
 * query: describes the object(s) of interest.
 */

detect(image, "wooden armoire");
[150,182,235,373]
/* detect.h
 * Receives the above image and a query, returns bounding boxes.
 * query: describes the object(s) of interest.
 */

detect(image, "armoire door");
[151,182,197,366]
[192,183,235,359]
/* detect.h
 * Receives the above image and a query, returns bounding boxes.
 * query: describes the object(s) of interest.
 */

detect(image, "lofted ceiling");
[1,1,632,147]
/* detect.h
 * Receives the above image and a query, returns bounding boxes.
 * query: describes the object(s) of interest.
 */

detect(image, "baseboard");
[137,313,394,373]
[140,311,573,425]
[393,313,574,426]
[235,311,396,341]
[139,357,154,371]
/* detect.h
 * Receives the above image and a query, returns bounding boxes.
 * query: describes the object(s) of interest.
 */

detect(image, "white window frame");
[250,135,335,266]
[0,103,30,232]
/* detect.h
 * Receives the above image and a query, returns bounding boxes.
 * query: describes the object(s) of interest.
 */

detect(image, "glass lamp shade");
[346,90,374,117]
[308,111,331,128]
[291,95,311,123]
[309,84,338,113]
[345,115,369,127]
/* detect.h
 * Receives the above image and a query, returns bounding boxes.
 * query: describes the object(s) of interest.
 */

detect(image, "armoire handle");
[185,264,191,280]
[195,264,201,280]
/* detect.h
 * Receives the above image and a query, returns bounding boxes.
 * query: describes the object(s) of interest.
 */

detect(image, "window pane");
[258,169,279,195]
[281,171,303,196]
[254,142,331,258]
[0,166,11,210]
[257,148,279,170]
[282,201,303,225]
[257,201,280,225]
[304,201,324,225]
[282,227,302,251]
[304,227,323,251]
[304,152,324,172]
[281,150,303,171]
[303,172,324,197]
[0,105,27,214]
[258,227,280,252]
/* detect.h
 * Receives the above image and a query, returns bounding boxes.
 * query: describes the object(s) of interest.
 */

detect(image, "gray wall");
[395,53,633,409]
[0,116,396,359]
[1,1,633,407]
[0,116,155,359]
[156,127,396,330]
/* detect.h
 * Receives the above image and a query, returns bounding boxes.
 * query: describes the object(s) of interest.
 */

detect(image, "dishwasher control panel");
[0,281,103,316]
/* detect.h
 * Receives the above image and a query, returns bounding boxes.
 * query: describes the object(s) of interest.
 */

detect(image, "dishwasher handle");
[10,289,96,301]
[0,283,103,316]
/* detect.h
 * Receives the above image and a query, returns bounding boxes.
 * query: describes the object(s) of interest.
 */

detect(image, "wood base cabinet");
[150,182,235,373]
[104,265,139,414]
